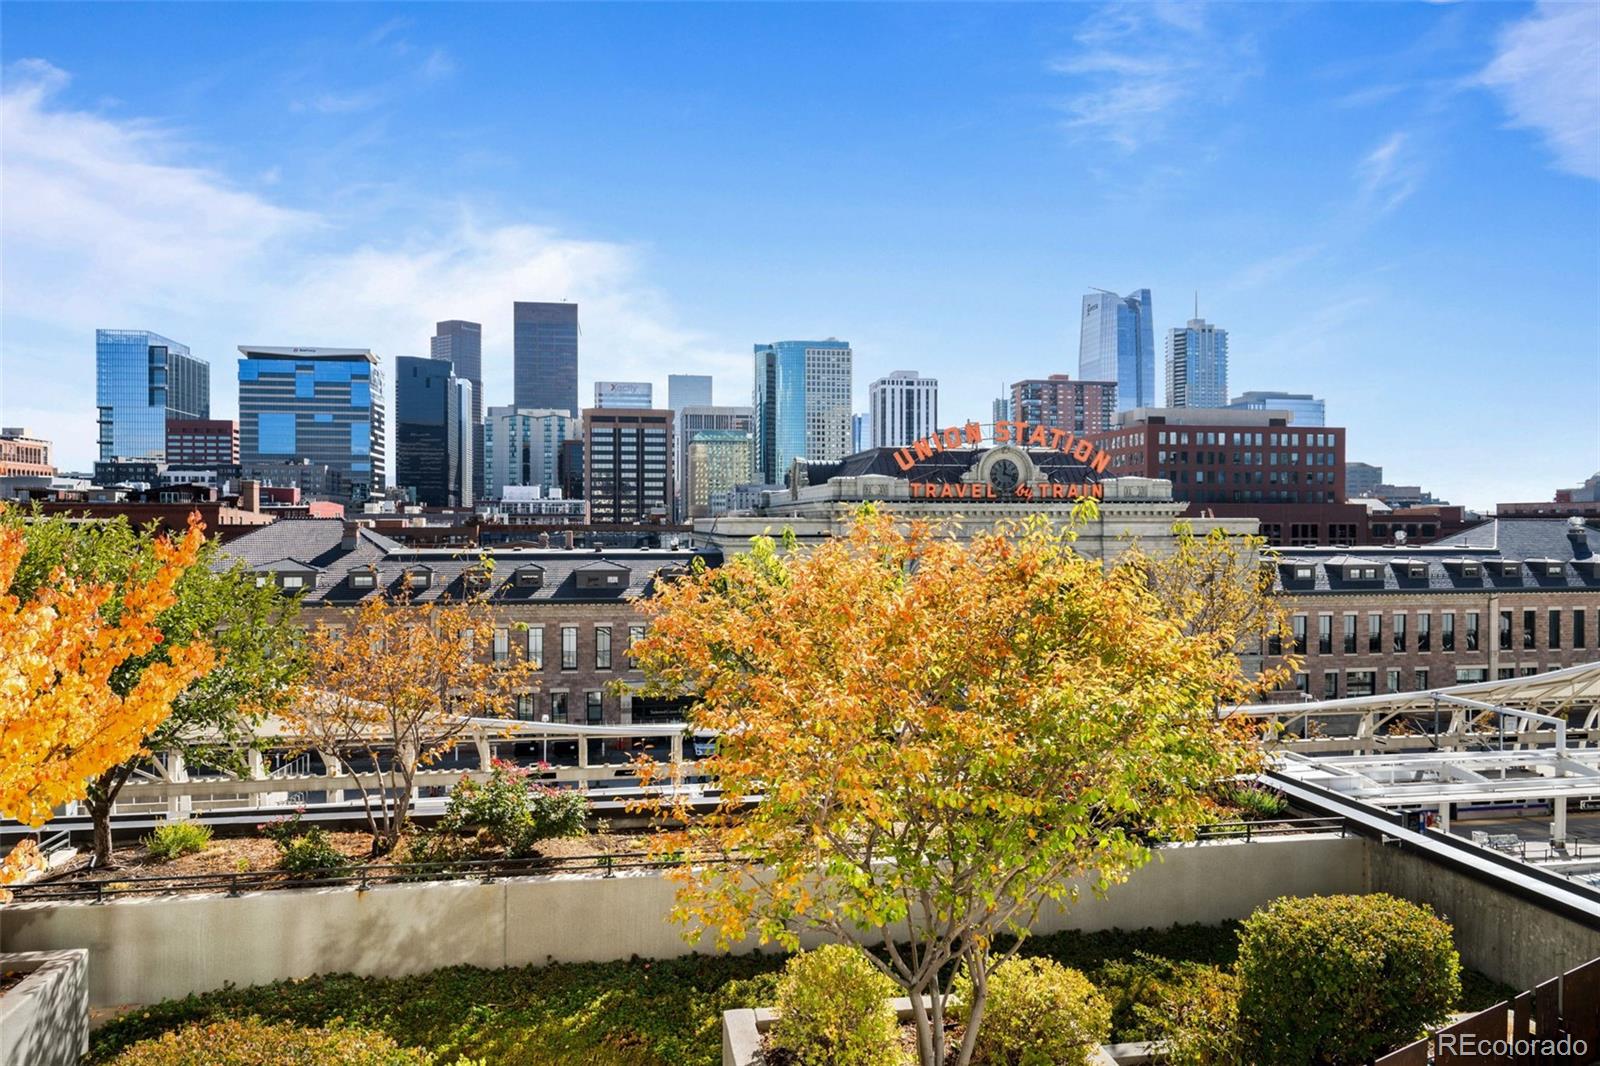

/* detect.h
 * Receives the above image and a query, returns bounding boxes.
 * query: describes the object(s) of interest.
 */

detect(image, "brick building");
[1009,375,1118,436]
[0,427,54,477]
[1265,516,1600,700]
[218,519,721,724]
[166,419,239,467]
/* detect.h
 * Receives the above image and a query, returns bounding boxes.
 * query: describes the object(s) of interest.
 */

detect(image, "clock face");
[988,459,1021,492]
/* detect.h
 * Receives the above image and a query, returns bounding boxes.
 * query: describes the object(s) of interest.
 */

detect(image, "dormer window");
[1407,564,1426,579]
[350,570,376,590]
[1293,565,1313,581]
[1489,560,1520,578]
[513,565,544,589]
[463,566,492,592]
[255,573,269,588]
[281,575,305,590]
[1461,562,1480,577]
[407,569,432,590]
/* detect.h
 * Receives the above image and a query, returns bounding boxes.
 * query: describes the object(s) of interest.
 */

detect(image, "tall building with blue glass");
[753,339,852,485]
[237,347,385,500]
[95,329,209,461]
[513,302,578,415]
[395,356,466,508]
[1078,289,1155,412]
[1227,390,1326,427]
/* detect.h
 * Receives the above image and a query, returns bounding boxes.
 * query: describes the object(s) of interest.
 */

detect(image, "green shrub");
[1137,967,1245,1066]
[953,957,1110,1066]
[1093,954,1223,1042]
[278,827,347,879]
[770,945,902,1066]
[1211,782,1287,822]
[103,1017,429,1065]
[1236,893,1460,1065]
[257,809,311,847]
[143,822,214,861]
[439,764,586,858]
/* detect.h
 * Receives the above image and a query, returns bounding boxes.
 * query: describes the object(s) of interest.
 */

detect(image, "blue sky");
[1,1,1596,509]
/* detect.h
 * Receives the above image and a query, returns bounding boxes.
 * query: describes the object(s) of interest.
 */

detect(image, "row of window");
[1153,430,1337,448]
[491,623,647,671]
[1298,663,1556,699]
[1274,607,1593,656]
[512,690,605,724]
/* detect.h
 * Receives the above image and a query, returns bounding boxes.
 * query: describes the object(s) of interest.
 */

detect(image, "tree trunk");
[86,765,133,868]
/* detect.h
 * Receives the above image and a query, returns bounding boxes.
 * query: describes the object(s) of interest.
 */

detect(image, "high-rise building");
[513,302,578,415]
[667,374,713,410]
[753,339,852,484]
[868,371,938,449]
[1078,289,1155,412]
[853,413,868,453]
[453,380,475,508]
[558,438,584,500]
[395,357,466,508]
[1009,375,1118,435]
[1165,318,1229,408]
[583,407,674,524]
[96,330,209,461]
[237,346,385,501]
[992,395,1012,425]
[483,406,578,499]
[431,320,484,496]
[1228,391,1326,427]
[1347,462,1384,499]
[594,381,653,409]
[0,427,54,477]
[165,419,239,467]
[685,430,755,519]
[676,405,755,519]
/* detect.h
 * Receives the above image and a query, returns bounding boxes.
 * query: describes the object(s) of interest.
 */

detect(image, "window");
[492,628,509,664]
[1498,667,1516,680]
[585,691,604,724]
[1521,665,1538,677]
[408,570,430,590]
[1442,612,1455,652]
[1499,610,1513,650]
[526,627,544,669]
[1323,671,1339,699]
[1294,672,1309,694]
[1456,668,1487,684]
[1368,613,1382,653]
[1548,609,1561,649]
[1466,612,1480,651]
[1317,614,1332,655]
[550,692,569,723]
[1417,612,1431,652]
[515,693,535,720]
[1577,609,1588,650]
[1392,613,1407,652]
[561,626,578,670]
[1523,609,1536,650]
[1292,615,1307,655]
[1346,671,1376,697]
[280,574,304,590]
[1386,669,1402,693]
[1414,668,1429,690]
[595,625,612,670]
[1343,614,1357,654]
[628,625,645,668]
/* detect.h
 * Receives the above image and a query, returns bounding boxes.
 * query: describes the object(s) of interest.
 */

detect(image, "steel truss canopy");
[1235,659,1600,721]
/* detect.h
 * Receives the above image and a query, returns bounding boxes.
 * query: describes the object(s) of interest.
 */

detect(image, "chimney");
[240,479,261,513]
[340,521,360,551]
[563,530,576,550]
[538,532,551,548]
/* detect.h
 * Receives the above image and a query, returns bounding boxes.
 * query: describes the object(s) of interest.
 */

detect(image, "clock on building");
[988,458,1020,493]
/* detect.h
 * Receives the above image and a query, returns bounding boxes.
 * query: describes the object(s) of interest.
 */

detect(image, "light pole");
[540,714,550,767]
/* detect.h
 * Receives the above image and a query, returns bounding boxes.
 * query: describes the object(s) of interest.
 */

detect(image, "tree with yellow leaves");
[0,513,213,890]
[629,506,1284,1066]
[289,588,537,855]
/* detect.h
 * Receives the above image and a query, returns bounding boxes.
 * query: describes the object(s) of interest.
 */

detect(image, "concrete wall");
[1363,840,1600,989]
[0,950,89,1066]
[0,835,1364,1008]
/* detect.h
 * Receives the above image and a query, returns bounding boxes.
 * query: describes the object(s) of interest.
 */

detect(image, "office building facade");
[584,408,673,524]
[237,346,385,501]
[667,374,713,410]
[676,405,754,520]
[685,430,755,519]
[431,320,484,497]
[868,371,938,450]
[395,356,468,508]
[0,428,54,477]
[594,381,653,409]
[96,329,209,461]
[1009,375,1118,435]
[1347,462,1384,499]
[753,339,852,484]
[1078,289,1154,412]
[165,419,239,467]
[1165,318,1229,409]
[1229,390,1325,427]
[513,302,578,415]
[483,406,578,500]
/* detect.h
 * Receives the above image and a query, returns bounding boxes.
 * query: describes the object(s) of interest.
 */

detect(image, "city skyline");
[1,3,1597,509]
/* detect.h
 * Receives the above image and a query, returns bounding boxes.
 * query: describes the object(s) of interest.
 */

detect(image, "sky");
[1,1,1597,511]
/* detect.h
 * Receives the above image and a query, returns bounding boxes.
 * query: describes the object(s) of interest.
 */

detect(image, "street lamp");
[540,714,551,767]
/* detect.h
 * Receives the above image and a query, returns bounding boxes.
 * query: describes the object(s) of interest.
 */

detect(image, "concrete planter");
[721,997,1122,1066]
[0,949,89,1066]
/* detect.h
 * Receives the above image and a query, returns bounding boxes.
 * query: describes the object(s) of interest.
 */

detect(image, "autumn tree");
[629,506,1283,1066]
[289,588,537,855]
[0,512,214,888]
[1,509,306,866]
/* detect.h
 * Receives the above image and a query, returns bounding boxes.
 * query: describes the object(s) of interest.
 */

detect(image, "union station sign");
[891,422,1111,503]
[892,421,1113,473]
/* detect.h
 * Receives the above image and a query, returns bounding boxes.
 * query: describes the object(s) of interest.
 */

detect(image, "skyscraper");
[583,407,674,524]
[1228,391,1326,427]
[95,329,209,461]
[1009,375,1118,434]
[676,405,754,519]
[667,374,713,410]
[395,356,464,508]
[482,406,578,499]
[594,381,653,409]
[513,302,578,415]
[431,320,483,497]
[752,339,852,484]
[1078,289,1155,412]
[237,346,385,500]
[453,379,475,507]
[1165,318,1229,409]
[685,430,755,519]
[868,371,938,449]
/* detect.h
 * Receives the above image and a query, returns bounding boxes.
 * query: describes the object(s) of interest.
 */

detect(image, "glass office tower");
[95,329,209,461]
[753,339,852,484]
[1078,289,1155,412]
[512,302,578,415]
[431,319,483,498]
[1164,318,1230,409]
[395,356,464,508]
[237,346,385,500]
[667,374,713,410]
[1228,391,1326,427]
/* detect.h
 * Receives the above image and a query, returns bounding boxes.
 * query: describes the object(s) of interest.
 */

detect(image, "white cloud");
[0,61,744,471]
[1356,131,1422,213]
[1479,1,1600,181]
